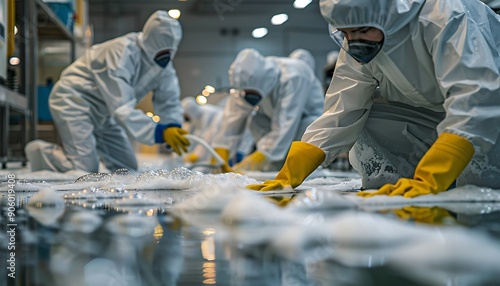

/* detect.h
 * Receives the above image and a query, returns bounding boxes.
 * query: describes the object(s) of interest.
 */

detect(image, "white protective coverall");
[25,11,184,173]
[182,97,224,163]
[182,97,254,164]
[289,49,316,72]
[212,48,325,171]
[303,0,500,188]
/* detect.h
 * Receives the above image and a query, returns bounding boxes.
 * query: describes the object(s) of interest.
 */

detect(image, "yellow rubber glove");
[392,206,455,225]
[234,151,267,171]
[358,132,474,198]
[163,127,190,156]
[264,196,294,207]
[184,153,198,164]
[211,147,235,173]
[247,141,325,191]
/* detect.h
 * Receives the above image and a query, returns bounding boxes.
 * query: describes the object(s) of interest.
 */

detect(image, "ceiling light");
[293,0,312,9]
[252,28,268,38]
[204,85,216,93]
[168,9,181,19]
[9,57,20,66]
[196,95,207,105]
[271,14,288,25]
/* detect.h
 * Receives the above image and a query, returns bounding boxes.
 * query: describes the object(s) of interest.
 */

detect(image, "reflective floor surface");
[1,166,500,286]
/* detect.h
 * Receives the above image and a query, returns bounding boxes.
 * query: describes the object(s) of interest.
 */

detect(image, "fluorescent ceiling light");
[271,14,288,25]
[196,95,207,105]
[9,57,20,66]
[293,0,312,9]
[252,27,268,38]
[204,85,216,93]
[168,9,181,19]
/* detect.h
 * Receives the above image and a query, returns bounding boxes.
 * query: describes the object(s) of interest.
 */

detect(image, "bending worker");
[288,48,316,73]
[249,0,500,198]
[25,11,190,173]
[181,97,224,164]
[182,97,254,166]
[212,48,325,172]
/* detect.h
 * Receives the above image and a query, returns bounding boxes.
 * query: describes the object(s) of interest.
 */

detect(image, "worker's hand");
[211,147,235,173]
[184,153,198,164]
[217,163,235,173]
[392,206,455,225]
[246,141,325,191]
[163,127,190,156]
[357,132,474,198]
[234,151,267,171]
[247,179,289,191]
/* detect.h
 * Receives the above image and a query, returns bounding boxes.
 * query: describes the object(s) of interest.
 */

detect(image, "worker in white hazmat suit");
[288,49,316,72]
[25,11,190,173]
[182,97,254,166]
[291,48,351,171]
[248,0,500,198]
[181,97,224,164]
[212,48,325,172]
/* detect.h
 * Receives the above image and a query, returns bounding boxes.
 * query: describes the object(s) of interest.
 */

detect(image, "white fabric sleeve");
[302,50,377,166]
[422,14,500,154]
[152,64,184,126]
[256,77,311,161]
[91,50,158,145]
[212,93,255,153]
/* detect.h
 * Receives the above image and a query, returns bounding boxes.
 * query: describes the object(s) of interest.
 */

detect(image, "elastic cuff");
[155,123,182,143]
[436,133,474,163]
[292,141,326,166]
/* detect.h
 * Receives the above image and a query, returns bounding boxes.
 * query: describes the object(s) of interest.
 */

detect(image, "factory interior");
[1,0,500,285]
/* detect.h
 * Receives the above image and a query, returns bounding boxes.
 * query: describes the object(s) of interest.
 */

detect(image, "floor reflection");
[3,183,500,286]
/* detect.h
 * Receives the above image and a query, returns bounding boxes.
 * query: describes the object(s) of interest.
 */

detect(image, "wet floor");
[2,166,500,286]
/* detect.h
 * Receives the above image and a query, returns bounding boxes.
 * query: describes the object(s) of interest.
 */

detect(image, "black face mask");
[242,89,262,106]
[154,50,171,68]
[329,25,384,65]
[346,39,383,64]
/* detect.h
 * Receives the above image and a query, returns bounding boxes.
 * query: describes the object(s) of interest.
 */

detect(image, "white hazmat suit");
[25,11,184,173]
[288,49,316,72]
[212,48,325,171]
[301,0,500,188]
[182,97,224,163]
[182,97,254,165]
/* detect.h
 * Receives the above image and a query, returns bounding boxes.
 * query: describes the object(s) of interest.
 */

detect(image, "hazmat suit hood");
[320,0,425,50]
[229,48,279,98]
[138,10,182,63]
[289,49,316,71]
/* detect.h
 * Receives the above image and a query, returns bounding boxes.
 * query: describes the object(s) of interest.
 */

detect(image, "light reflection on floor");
[1,161,500,286]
